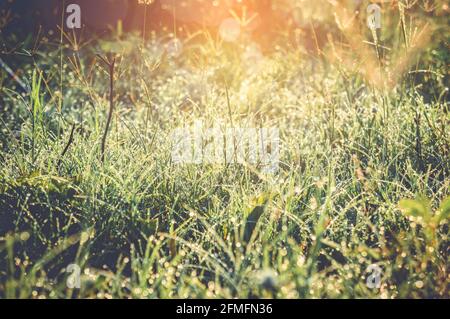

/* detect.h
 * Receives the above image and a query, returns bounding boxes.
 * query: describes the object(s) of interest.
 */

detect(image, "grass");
[0,0,449,299]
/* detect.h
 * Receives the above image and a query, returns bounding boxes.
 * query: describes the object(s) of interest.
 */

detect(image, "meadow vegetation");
[0,0,448,298]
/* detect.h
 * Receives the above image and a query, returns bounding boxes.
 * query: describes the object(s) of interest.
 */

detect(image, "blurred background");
[0,1,448,299]
[1,0,448,100]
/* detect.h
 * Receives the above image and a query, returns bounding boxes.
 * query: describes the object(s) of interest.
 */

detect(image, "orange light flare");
[134,0,436,88]
[156,0,287,46]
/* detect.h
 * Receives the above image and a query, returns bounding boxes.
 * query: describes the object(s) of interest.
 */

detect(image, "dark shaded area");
[0,0,321,50]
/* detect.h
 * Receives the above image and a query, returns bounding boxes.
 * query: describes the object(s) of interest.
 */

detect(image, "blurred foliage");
[0,0,448,299]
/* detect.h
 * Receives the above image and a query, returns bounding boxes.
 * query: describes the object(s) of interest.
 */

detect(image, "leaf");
[398,197,431,221]
[243,205,265,243]
[169,238,177,259]
[243,192,273,243]
[437,196,450,223]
